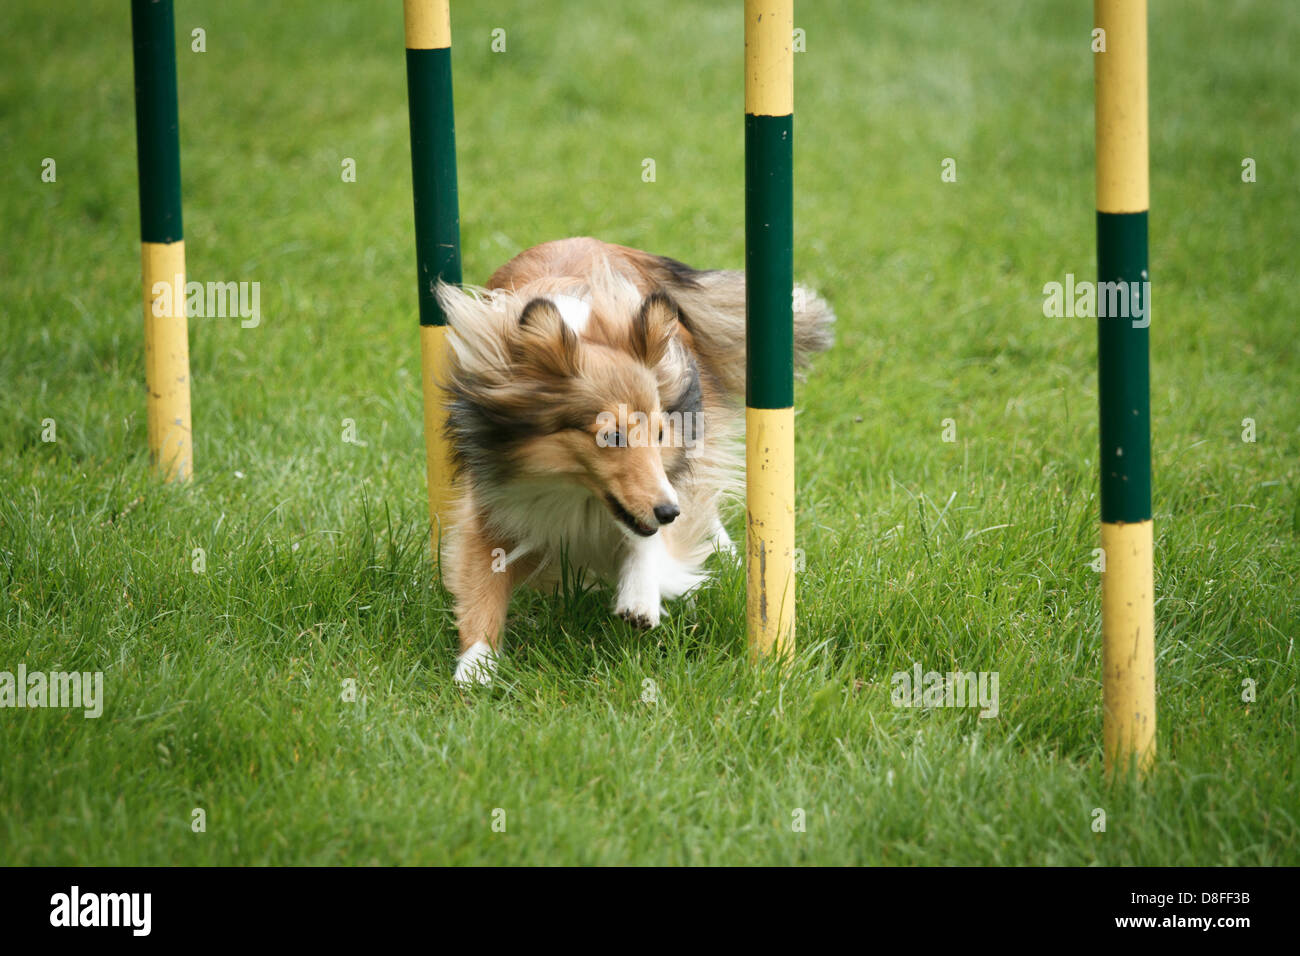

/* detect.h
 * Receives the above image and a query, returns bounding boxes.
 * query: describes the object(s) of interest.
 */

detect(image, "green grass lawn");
[1,0,1296,865]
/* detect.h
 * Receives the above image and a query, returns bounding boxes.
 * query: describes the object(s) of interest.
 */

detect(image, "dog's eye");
[598,430,624,448]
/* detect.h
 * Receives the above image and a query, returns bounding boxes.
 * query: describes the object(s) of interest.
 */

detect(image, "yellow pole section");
[141,240,192,481]
[1094,0,1149,214]
[404,0,451,50]
[746,407,795,658]
[1101,520,1156,774]
[744,1,793,117]
[420,324,454,550]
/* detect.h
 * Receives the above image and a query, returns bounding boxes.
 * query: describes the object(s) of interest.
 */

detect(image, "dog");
[435,237,833,684]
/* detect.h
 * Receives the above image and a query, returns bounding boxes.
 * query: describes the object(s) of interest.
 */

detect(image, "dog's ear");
[511,298,580,377]
[630,290,679,366]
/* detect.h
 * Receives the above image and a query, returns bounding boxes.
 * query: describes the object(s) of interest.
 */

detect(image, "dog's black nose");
[654,503,680,525]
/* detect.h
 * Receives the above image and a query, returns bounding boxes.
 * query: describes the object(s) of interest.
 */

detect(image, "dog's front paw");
[615,537,667,629]
[615,601,662,630]
[614,581,664,629]
[454,641,498,686]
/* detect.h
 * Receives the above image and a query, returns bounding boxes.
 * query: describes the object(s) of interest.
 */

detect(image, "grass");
[0,0,1297,865]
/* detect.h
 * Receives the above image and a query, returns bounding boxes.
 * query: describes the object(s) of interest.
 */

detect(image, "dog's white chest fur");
[482,481,705,603]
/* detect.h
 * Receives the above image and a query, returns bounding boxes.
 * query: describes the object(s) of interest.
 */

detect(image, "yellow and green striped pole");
[744,1,795,659]
[1095,0,1155,776]
[404,0,462,558]
[131,0,192,481]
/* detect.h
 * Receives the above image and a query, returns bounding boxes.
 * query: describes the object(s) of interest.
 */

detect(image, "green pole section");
[405,46,462,324]
[745,113,794,409]
[130,0,183,244]
[1096,211,1151,522]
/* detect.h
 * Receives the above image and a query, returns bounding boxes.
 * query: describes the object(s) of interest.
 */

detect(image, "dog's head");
[438,278,703,537]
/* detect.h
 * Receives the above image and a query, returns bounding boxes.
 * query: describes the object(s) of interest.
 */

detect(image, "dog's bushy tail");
[652,264,835,400]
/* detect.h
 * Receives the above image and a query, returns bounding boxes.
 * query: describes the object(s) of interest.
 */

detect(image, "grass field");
[1,0,1297,865]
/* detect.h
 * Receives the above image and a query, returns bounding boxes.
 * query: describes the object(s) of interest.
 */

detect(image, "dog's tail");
[644,259,835,400]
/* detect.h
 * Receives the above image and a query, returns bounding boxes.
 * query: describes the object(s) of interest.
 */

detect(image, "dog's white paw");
[454,641,497,686]
[615,576,662,630]
[711,523,737,556]
[615,599,661,630]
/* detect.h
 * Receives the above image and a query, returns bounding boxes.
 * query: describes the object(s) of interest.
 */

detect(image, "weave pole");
[744,1,796,659]
[130,0,192,481]
[1095,0,1155,776]
[403,0,463,559]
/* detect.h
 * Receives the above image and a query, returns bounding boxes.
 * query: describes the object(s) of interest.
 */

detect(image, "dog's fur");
[436,237,833,684]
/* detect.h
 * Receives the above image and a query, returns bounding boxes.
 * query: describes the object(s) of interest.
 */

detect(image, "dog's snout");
[653,503,680,525]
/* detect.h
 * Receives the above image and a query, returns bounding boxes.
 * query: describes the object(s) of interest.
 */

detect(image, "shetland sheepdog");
[436,237,833,684]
